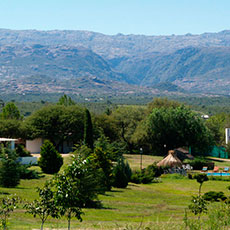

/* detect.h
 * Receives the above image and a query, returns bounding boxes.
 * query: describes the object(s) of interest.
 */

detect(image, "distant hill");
[1,29,230,95]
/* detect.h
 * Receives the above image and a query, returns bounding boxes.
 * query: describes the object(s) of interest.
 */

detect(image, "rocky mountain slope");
[0,29,230,95]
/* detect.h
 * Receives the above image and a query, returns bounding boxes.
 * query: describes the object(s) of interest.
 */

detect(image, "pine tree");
[84,109,94,149]
[38,140,63,174]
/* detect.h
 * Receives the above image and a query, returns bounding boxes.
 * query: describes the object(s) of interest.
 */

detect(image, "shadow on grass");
[209,158,224,163]
[85,200,115,210]
[0,191,10,195]
[128,183,139,187]
[207,157,224,162]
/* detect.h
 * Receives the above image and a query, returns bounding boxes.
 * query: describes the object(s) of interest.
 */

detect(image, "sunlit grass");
[1,154,230,229]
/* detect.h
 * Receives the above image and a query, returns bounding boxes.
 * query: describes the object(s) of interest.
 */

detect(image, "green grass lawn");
[1,154,230,229]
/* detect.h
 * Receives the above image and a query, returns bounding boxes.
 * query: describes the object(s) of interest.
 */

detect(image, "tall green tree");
[57,95,75,106]
[147,97,181,114]
[146,106,213,155]
[206,113,227,146]
[84,109,94,149]
[111,106,145,153]
[93,114,119,142]
[25,105,85,149]
[0,120,23,138]
[0,102,21,120]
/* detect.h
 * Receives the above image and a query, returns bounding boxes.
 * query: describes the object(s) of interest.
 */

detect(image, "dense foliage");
[130,164,163,184]
[146,106,213,155]
[0,148,21,188]
[83,109,94,149]
[112,157,131,188]
[25,105,85,150]
[0,102,21,120]
[38,140,63,174]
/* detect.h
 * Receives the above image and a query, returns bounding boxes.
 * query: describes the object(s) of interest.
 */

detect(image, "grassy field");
[1,154,230,229]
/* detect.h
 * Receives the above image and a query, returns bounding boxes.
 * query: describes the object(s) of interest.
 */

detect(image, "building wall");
[26,138,43,154]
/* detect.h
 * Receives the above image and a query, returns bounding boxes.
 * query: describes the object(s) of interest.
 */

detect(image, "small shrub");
[38,140,63,174]
[185,157,212,170]
[130,164,163,184]
[15,144,31,157]
[145,163,163,178]
[19,165,41,179]
[188,173,193,179]
[112,158,129,188]
[203,191,227,202]
[112,157,131,188]
[130,171,142,184]
[209,176,230,181]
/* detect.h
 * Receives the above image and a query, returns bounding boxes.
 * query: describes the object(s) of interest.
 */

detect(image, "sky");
[0,0,230,36]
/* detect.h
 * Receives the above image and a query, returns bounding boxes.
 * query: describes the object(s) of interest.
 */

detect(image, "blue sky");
[0,0,229,35]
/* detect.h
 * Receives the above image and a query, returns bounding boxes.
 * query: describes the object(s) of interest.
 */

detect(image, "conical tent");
[157,150,182,167]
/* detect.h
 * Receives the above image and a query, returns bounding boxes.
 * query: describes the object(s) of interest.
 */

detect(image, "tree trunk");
[68,211,71,230]
[199,183,202,196]
[41,221,44,230]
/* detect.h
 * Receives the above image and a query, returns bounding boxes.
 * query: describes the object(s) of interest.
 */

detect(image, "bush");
[89,146,113,190]
[188,173,193,179]
[130,171,142,184]
[130,164,163,184]
[19,165,41,179]
[16,144,31,157]
[145,163,163,178]
[38,140,63,174]
[0,148,20,187]
[208,176,230,181]
[203,191,227,202]
[185,157,213,170]
[112,157,130,188]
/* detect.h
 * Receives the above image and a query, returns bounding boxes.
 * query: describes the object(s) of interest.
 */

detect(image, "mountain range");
[1,28,230,95]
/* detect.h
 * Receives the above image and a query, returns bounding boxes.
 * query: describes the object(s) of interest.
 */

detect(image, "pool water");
[207,172,230,176]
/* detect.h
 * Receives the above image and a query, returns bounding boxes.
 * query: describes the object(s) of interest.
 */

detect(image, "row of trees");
[0,96,218,155]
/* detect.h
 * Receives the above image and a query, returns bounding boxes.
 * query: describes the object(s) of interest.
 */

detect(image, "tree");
[206,113,227,146]
[57,95,75,106]
[0,102,21,120]
[0,99,4,112]
[189,174,209,220]
[52,173,83,230]
[111,106,145,153]
[88,145,113,190]
[38,140,63,174]
[83,109,94,149]
[194,174,209,196]
[25,183,59,230]
[24,105,85,149]
[0,196,20,230]
[112,157,130,188]
[93,114,119,142]
[0,120,23,138]
[146,106,213,155]
[0,148,20,188]
[147,97,181,114]
[52,155,104,230]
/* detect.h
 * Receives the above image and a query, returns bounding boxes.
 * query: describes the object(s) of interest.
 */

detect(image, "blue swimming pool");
[207,172,230,176]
